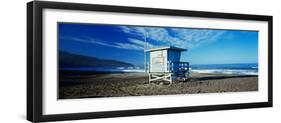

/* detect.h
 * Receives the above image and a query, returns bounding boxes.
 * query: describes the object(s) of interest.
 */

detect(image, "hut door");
[151,51,165,72]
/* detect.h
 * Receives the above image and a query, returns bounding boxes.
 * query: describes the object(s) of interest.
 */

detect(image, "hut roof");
[145,46,187,52]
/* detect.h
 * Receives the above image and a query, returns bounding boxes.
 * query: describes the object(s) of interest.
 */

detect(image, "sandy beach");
[59,71,258,99]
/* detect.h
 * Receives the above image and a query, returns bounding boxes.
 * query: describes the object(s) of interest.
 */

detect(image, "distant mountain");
[59,51,134,68]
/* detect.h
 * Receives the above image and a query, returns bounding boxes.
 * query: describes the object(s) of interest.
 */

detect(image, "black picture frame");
[27,1,273,122]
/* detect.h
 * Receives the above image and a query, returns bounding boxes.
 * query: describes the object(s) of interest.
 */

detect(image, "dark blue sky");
[58,23,258,66]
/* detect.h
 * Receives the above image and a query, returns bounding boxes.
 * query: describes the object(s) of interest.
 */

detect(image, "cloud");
[61,36,148,51]
[119,26,226,49]
[61,26,226,51]
[127,38,155,49]
[115,42,143,50]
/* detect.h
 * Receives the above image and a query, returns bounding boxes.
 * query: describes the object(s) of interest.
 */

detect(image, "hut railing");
[167,61,189,73]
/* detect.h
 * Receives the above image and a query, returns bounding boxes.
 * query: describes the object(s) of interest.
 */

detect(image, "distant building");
[145,46,189,84]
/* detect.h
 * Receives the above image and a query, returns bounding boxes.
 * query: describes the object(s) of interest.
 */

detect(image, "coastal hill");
[59,51,134,68]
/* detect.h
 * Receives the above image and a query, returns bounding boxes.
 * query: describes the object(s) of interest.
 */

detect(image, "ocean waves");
[191,69,258,75]
[190,63,258,75]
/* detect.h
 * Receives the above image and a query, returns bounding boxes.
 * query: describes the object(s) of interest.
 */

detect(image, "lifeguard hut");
[145,46,189,84]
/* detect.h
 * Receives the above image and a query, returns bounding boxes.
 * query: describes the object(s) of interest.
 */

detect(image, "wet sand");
[59,71,258,99]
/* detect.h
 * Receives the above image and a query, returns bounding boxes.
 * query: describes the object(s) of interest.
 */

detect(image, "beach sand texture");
[59,72,258,99]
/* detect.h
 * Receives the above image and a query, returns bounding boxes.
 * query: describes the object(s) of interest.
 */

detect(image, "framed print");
[27,1,273,122]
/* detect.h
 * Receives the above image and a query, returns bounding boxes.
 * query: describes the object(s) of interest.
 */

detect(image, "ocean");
[61,63,258,76]
[61,66,145,73]
[190,63,258,75]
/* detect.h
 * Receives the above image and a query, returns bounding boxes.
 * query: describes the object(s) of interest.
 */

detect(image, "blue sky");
[58,23,258,66]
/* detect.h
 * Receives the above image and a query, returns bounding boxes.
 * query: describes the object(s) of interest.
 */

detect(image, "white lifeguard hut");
[145,46,189,84]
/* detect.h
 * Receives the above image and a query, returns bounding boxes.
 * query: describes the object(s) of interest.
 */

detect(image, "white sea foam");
[191,69,258,75]
[95,67,145,73]
[119,69,145,72]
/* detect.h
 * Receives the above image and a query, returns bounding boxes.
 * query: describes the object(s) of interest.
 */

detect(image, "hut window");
[156,51,163,56]
[152,57,164,65]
